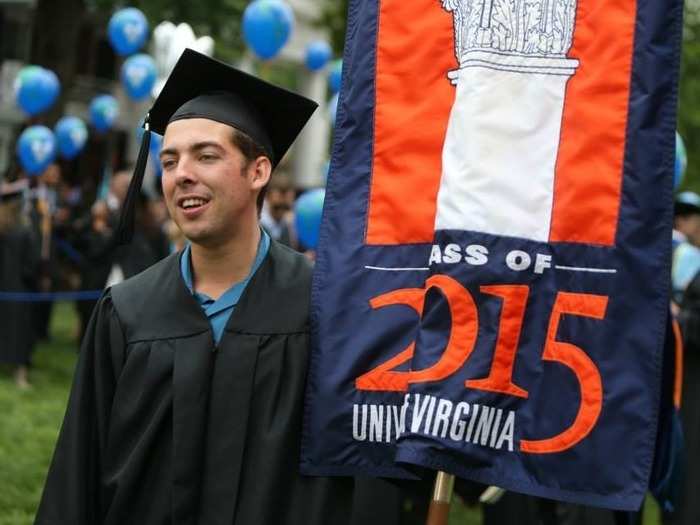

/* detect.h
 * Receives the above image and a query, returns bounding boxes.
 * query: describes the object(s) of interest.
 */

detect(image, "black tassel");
[115,115,151,245]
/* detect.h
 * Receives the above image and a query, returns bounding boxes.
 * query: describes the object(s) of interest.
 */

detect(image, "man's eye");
[200,154,217,161]
[162,159,176,170]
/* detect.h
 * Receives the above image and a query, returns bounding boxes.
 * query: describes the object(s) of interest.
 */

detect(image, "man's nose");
[174,158,197,185]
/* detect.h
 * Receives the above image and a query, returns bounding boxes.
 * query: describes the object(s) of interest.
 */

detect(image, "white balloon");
[192,36,215,57]
[150,20,215,99]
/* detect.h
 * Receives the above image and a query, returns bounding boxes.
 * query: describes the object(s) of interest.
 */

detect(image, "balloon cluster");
[14,65,60,116]
[242,0,295,60]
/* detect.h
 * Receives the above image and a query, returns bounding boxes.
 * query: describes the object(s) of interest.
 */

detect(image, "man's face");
[160,118,267,247]
[266,189,291,222]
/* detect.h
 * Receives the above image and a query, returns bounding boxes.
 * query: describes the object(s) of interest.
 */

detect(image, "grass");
[0,302,79,525]
[0,303,663,524]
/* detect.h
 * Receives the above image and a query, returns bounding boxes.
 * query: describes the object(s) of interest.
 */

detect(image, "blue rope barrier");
[0,290,103,302]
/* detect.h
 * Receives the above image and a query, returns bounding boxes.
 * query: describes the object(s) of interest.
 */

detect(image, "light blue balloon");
[16,126,57,176]
[14,65,60,116]
[242,0,295,60]
[328,93,339,128]
[675,132,688,190]
[328,59,342,93]
[305,41,332,71]
[90,95,119,133]
[121,54,157,100]
[55,117,88,160]
[108,8,149,56]
[294,188,325,250]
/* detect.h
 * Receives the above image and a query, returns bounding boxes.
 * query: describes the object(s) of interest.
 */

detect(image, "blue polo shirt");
[180,230,270,344]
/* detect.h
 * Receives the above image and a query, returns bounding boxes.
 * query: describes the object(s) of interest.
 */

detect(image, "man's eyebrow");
[160,141,225,158]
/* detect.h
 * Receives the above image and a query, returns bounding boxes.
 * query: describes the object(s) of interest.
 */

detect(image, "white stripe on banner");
[434,50,579,242]
[364,266,430,272]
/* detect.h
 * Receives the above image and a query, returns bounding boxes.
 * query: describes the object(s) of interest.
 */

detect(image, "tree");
[679,0,700,192]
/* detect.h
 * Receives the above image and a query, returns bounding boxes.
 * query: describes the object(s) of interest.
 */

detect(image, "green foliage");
[679,1,700,193]
[0,303,78,525]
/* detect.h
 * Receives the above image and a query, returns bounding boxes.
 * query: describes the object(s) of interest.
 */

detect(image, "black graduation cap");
[116,48,318,245]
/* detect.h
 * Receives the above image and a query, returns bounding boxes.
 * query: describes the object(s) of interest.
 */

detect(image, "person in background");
[260,173,297,248]
[0,180,39,388]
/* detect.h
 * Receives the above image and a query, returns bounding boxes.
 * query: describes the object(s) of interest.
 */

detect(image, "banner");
[302,0,683,510]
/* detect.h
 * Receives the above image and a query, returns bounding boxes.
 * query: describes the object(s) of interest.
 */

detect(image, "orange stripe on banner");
[366,0,456,245]
[672,319,683,409]
[549,0,637,246]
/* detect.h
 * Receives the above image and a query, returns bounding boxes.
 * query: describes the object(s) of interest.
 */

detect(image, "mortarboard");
[675,191,700,216]
[116,48,318,244]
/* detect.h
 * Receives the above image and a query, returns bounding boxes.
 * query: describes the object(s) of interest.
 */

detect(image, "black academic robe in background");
[0,224,39,365]
[35,241,353,525]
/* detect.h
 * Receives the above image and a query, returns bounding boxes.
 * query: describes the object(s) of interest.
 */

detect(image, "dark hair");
[230,129,272,213]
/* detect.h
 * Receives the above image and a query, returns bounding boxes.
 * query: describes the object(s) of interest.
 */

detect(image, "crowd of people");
[0,160,301,389]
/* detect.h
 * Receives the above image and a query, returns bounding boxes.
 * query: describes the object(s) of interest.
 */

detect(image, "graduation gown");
[35,241,353,525]
[0,224,39,365]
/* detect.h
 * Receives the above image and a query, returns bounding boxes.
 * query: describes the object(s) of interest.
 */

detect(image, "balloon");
[294,188,325,250]
[14,65,60,116]
[150,132,163,177]
[242,0,295,60]
[90,95,119,132]
[108,7,149,56]
[305,41,332,71]
[328,59,343,93]
[328,93,339,128]
[55,117,88,160]
[121,54,157,100]
[675,131,688,190]
[16,126,57,176]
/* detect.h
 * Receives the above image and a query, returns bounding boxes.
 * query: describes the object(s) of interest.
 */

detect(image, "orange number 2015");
[355,278,609,454]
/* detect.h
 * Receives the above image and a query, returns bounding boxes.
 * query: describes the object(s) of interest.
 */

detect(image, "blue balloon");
[675,131,688,191]
[328,59,343,93]
[90,95,119,133]
[328,93,339,128]
[150,132,163,177]
[16,126,57,176]
[305,41,332,71]
[55,117,88,160]
[108,8,149,56]
[14,65,60,116]
[242,0,295,60]
[121,54,157,100]
[294,188,325,250]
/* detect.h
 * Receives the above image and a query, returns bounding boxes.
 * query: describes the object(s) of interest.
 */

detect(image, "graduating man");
[36,49,353,525]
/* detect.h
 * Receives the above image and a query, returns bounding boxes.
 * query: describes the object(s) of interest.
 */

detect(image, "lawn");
[0,303,662,525]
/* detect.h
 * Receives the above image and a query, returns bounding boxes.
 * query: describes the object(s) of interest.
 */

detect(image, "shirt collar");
[180,229,271,309]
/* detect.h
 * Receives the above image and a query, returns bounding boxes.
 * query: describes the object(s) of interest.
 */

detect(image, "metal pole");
[426,471,455,525]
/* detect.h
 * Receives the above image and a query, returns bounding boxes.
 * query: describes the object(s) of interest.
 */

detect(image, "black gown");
[0,223,39,365]
[35,241,353,525]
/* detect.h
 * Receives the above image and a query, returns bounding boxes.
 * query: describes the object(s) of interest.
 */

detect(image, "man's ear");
[250,156,272,191]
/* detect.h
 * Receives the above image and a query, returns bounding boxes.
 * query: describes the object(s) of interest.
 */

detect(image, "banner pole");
[426,471,454,525]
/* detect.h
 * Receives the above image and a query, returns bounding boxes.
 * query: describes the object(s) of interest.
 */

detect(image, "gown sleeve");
[34,292,126,525]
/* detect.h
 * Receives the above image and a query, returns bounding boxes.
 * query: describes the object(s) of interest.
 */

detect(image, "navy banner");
[302,0,683,511]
